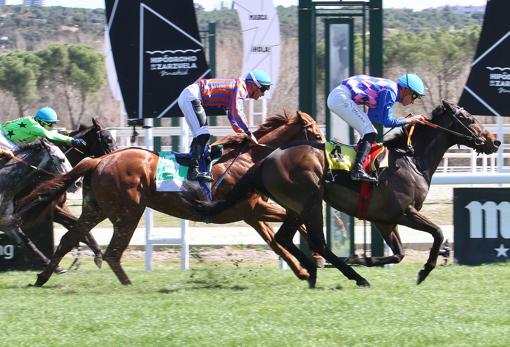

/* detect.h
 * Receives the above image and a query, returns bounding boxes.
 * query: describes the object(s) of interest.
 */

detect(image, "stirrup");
[195,171,213,182]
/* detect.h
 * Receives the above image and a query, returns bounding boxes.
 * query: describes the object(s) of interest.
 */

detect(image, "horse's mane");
[213,113,291,147]
[69,124,93,138]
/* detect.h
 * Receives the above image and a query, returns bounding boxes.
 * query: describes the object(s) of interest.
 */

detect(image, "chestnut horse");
[17,111,324,286]
[191,101,500,288]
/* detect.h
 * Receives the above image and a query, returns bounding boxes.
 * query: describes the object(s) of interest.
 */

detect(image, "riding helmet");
[245,69,272,90]
[34,107,59,123]
[397,74,426,96]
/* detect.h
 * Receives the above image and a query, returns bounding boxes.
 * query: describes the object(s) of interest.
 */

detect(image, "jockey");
[0,107,86,157]
[327,73,426,183]
[178,69,271,182]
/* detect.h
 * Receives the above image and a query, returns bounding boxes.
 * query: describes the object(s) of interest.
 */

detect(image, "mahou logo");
[465,201,510,238]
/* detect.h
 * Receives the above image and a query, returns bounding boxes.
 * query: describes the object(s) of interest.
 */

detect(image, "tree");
[37,44,106,128]
[0,50,43,117]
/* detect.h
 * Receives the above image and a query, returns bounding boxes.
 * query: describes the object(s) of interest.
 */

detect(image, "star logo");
[19,122,26,128]
[494,243,509,258]
[7,130,14,138]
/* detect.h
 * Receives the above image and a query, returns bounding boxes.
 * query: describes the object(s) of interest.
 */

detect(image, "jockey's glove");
[71,138,87,150]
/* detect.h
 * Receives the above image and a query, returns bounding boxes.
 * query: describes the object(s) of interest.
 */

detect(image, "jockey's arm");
[368,90,406,128]
[31,121,73,144]
[226,82,250,134]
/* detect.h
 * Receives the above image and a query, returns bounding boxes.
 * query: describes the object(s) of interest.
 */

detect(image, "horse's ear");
[442,100,456,112]
[283,108,289,118]
[92,117,103,129]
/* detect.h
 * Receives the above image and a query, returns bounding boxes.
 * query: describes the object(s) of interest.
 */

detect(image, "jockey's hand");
[406,114,426,125]
[0,147,14,158]
[71,138,87,150]
[245,132,259,145]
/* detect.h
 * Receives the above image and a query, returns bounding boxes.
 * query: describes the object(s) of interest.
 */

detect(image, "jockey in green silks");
[0,107,86,157]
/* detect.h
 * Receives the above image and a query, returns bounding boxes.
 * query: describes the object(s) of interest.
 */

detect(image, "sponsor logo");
[146,49,201,77]
[464,201,510,239]
[486,67,510,93]
[249,14,268,20]
[0,244,14,260]
[251,46,272,53]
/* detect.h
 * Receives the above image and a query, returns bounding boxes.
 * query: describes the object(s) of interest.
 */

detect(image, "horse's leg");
[34,207,105,287]
[251,199,323,270]
[397,206,444,284]
[302,202,370,287]
[54,203,103,268]
[103,211,144,286]
[347,223,405,267]
[245,219,309,280]
[274,216,318,288]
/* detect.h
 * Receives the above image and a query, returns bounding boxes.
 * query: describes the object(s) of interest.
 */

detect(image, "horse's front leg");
[397,206,444,284]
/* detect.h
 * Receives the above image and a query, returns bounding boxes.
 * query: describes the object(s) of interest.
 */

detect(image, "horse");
[16,111,324,286]
[190,101,501,288]
[5,118,116,270]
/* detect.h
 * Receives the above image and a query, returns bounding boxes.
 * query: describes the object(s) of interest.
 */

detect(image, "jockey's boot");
[188,134,213,182]
[351,136,378,183]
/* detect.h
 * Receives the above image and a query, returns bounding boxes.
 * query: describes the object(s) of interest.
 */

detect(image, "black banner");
[105,0,210,119]
[458,0,510,117]
[0,222,54,271]
[453,188,510,265]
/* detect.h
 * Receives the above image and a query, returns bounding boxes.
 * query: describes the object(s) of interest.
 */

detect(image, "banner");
[458,0,510,117]
[235,0,280,98]
[105,0,210,120]
[454,188,510,265]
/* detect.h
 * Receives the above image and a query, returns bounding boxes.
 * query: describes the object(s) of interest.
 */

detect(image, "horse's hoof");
[356,278,370,287]
[313,255,326,268]
[416,269,430,285]
[307,276,317,289]
[296,270,310,281]
[346,254,366,266]
[94,255,103,269]
[55,266,67,275]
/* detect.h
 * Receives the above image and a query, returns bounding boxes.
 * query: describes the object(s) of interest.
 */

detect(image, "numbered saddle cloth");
[325,140,389,176]
[156,145,222,192]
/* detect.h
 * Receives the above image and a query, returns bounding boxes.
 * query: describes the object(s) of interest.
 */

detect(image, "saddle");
[324,140,388,183]
[156,144,223,194]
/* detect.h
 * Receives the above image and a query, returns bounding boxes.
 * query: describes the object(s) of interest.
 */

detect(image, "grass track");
[1,256,510,346]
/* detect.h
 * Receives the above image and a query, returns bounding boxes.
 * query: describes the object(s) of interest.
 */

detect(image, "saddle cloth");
[325,140,388,176]
[156,145,222,192]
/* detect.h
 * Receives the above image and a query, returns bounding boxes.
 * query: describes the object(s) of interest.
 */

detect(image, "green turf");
[1,257,509,346]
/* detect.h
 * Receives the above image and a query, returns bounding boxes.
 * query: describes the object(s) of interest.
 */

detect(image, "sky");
[7,0,488,11]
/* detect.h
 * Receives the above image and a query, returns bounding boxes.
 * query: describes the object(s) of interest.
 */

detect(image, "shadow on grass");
[158,283,248,294]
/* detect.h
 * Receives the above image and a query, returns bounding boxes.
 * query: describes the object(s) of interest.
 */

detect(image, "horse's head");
[431,100,500,154]
[71,118,116,159]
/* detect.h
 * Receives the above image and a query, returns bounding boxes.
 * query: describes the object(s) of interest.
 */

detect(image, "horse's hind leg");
[347,223,405,267]
[103,214,143,286]
[304,205,370,287]
[34,207,105,287]
[54,203,103,268]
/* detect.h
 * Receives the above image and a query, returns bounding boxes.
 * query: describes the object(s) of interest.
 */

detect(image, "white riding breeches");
[178,83,209,138]
[0,131,18,150]
[327,84,376,138]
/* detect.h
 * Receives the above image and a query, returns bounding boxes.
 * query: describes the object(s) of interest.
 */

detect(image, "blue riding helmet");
[34,107,59,123]
[397,74,426,96]
[245,69,272,90]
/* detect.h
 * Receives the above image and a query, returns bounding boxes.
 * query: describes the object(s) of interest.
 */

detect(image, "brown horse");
[16,111,324,286]
[191,101,501,288]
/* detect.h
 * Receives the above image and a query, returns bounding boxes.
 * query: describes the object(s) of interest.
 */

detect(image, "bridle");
[420,106,484,144]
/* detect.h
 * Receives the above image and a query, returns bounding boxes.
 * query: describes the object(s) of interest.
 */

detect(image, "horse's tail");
[189,163,265,218]
[15,157,102,222]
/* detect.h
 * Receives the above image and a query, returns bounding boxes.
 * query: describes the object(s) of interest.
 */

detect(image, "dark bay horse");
[7,118,115,269]
[192,101,501,288]
[16,111,324,286]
